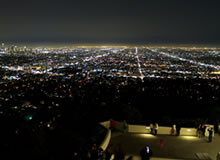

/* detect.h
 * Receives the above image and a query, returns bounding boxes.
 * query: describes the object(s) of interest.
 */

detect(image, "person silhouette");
[140,145,153,160]
[208,128,213,142]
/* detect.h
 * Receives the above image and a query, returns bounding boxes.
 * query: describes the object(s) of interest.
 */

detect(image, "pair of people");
[150,123,158,135]
[171,124,181,136]
[198,124,206,137]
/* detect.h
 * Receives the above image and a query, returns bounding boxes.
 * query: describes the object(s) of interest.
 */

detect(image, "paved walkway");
[109,132,220,160]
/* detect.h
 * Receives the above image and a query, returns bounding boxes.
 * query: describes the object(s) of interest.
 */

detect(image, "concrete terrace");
[109,131,220,160]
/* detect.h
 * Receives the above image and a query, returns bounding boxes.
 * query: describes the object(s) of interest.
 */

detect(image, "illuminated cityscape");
[1,44,220,122]
[1,45,220,79]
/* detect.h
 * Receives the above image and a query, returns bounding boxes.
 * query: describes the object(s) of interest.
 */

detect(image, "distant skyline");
[3,42,220,49]
[0,0,219,45]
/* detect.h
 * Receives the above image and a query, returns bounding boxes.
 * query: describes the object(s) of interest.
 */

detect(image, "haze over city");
[0,0,219,45]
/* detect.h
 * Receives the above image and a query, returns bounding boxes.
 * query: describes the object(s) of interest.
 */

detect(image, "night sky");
[0,0,220,45]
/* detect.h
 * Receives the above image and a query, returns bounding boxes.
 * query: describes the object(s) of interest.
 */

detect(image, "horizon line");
[1,42,220,49]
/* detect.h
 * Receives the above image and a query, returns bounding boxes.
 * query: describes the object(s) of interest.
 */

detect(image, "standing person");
[197,124,202,138]
[201,124,206,136]
[159,139,164,149]
[110,119,117,131]
[105,147,112,160]
[214,120,219,134]
[154,123,158,135]
[140,145,153,160]
[176,123,181,136]
[172,124,176,136]
[90,144,98,160]
[114,144,125,160]
[208,128,213,142]
[123,120,128,133]
[150,123,154,134]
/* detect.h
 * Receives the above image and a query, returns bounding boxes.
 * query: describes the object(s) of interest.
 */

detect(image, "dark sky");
[0,0,220,45]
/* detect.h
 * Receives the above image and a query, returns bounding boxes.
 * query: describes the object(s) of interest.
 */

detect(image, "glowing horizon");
[1,42,220,49]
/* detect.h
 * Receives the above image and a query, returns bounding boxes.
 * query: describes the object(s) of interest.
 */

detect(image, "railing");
[101,120,214,137]
[99,121,112,151]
